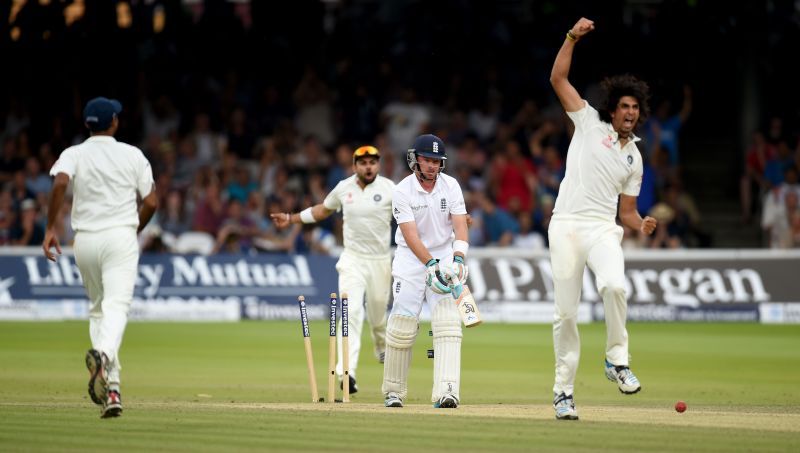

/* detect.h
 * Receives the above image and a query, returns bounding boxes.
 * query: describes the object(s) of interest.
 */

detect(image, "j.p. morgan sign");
[467,249,799,307]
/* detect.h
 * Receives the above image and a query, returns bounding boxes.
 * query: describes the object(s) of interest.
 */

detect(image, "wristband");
[566,30,578,41]
[299,207,315,224]
[453,239,469,257]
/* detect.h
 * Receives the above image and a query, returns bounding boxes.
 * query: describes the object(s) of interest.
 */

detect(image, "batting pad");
[431,301,462,402]
[381,314,418,399]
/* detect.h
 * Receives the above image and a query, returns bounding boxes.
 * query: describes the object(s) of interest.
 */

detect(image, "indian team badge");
[373,194,382,203]
[626,155,633,165]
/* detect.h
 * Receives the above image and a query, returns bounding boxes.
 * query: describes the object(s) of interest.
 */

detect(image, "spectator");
[24,156,51,196]
[11,198,44,246]
[226,166,257,203]
[512,212,546,250]
[490,140,537,214]
[740,131,776,223]
[381,86,430,170]
[159,190,191,237]
[0,190,16,245]
[213,199,258,253]
[1,137,25,185]
[293,67,335,148]
[762,191,800,249]
[643,85,692,166]
[472,191,519,246]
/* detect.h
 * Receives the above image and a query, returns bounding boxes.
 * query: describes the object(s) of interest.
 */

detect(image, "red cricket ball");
[675,401,687,413]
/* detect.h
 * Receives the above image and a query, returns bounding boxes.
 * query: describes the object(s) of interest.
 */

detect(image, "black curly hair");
[598,74,651,126]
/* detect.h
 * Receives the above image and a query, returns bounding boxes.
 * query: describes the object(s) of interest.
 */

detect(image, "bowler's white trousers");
[548,218,629,396]
[335,250,392,378]
[73,226,139,387]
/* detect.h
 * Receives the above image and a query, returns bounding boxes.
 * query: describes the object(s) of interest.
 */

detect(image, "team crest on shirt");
[626,155,633,165]
[373,194,382,203]
[440,198,447,212]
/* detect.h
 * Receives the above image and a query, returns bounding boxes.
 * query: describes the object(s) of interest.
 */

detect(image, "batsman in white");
[42,97,158,418]
[383,134,470,409]
[270,145,394,394]
[548,17,657,420]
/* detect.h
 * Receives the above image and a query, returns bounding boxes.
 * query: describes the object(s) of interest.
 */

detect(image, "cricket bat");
[452,282,482,328]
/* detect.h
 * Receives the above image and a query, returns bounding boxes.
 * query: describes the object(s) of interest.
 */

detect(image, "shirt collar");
[86,135,118,143]
[412,174,440,193]
[606,123,641,145]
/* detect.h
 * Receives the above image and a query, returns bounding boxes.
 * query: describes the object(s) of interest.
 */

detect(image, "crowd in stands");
[1,76,742,254]
[741,118,800,248]
[2,0,799,253]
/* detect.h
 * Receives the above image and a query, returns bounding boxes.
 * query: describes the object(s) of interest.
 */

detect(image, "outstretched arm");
[550,17,595,112]
[270,203,335,229]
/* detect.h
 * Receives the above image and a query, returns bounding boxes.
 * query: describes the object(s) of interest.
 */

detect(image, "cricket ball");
[675,401,687,413]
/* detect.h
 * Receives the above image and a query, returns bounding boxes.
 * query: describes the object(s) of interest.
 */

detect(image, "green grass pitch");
[1,321,798,451]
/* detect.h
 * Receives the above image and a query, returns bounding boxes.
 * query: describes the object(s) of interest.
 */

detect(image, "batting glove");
[425,259,452,295]
[453,255,468,283]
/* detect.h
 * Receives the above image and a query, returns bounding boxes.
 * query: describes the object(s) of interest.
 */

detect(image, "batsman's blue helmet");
[409,134,447,160]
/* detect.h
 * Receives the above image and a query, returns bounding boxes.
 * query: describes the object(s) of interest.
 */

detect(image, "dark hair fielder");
[598,74,650,126]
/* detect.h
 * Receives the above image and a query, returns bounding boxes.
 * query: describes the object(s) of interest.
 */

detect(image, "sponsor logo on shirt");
[602,135,613,148]
[411,204,428,212]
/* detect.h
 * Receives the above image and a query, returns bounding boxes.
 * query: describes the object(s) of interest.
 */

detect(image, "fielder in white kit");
[549,18,657,420]
[382,134,470,409]
[43,97,158,418]
[270,145,394,394]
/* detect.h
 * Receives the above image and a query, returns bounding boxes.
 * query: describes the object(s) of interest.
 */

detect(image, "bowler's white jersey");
[50,136,154,232]
[324,174,395,257]
[553,101,643,223]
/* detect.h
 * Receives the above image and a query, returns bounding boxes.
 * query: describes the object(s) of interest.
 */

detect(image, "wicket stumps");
[327,293,337,403]
[298,293,350,403]
[341,292,350,403]
[297,295,320,403]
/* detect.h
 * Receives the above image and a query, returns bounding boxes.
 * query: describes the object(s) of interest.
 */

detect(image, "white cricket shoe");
[433,394,459,409]
[85,349,109,405]
[101,390,123,419]
[604,359,641,394]
[385,392,403,408]
[553,392,579,420]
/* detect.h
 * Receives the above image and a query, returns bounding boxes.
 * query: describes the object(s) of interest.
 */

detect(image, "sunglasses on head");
[353,146,380,158]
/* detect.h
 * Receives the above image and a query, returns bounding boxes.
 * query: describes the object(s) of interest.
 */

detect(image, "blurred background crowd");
[1,0,799,254]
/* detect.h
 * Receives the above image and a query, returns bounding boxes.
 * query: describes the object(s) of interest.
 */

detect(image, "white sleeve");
[323,180,344,211]
[137,152,155,197]
[449,179,467,215]
[49,147,78,179]
[622,155,643,197]
[392,188,414,224]
[565,101,601,133]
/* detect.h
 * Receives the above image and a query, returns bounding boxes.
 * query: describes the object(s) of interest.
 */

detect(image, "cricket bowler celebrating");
[548,18,657,420]
[271,145,394,394]
[382,134,470,409]
[43,97,158,418]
